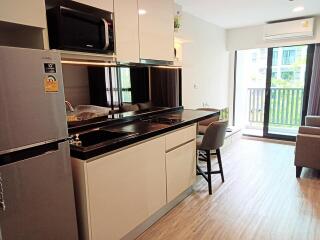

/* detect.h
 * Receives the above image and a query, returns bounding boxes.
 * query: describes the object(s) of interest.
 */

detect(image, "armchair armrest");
[298,126,320,135]
[295,133,320,169]
[305,116,320,127]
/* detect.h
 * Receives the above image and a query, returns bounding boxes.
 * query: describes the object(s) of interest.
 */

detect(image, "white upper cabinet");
[0,0,46,28]
[114,0,140,63]
[72,0,114,12]
[138,0,174,62]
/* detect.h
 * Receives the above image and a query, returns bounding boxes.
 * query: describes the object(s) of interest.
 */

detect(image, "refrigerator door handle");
[0,176,5,212]
[0,141,63,166]
[0,139,62,156]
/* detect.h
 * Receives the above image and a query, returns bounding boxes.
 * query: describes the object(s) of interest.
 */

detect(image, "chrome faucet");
[65,101,75,112]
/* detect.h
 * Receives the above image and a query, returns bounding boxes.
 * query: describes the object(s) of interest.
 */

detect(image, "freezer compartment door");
[0,47,68,153]
[0,141,78,240]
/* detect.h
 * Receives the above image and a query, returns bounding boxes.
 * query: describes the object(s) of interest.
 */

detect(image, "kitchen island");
[70,108,218,240]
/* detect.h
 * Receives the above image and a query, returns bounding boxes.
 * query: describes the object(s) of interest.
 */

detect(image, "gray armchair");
[295,116,320,178]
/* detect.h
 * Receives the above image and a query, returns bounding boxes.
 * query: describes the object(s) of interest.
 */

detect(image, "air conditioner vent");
[264,18,314,41]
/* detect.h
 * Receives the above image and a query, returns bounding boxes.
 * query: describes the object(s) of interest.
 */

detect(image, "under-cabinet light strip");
[61,60,117,66]
[152,65,182,69]
[61,60,182,69]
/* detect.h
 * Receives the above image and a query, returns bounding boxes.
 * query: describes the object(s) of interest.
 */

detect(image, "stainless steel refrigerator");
[0,47,78,239]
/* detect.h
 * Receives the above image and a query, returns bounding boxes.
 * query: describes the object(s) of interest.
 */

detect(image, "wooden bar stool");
[196,120,228,195]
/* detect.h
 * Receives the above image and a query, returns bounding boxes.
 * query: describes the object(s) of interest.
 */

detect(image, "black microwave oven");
[46,1,114,54]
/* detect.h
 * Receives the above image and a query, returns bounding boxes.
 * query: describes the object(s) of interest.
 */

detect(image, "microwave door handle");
[102,19,110,50]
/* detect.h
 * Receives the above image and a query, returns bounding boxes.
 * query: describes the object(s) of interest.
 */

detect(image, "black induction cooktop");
[140,116,184,125]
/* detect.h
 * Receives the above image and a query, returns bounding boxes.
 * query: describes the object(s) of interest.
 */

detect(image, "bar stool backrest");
[200,120,228,150]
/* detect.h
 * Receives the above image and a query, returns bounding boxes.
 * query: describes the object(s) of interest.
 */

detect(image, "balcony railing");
[248,88,304,126]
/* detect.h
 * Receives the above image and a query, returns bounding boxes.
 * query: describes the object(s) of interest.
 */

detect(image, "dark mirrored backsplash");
[62,64,182,125]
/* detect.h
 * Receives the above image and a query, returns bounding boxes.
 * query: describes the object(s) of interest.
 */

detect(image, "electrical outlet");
[202,102,209,107]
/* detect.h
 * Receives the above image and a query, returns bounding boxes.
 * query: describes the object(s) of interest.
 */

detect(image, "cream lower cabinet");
[166,140,197,202]
[165,125,197,202]
[72,136,167,240]
[72,124,197,240]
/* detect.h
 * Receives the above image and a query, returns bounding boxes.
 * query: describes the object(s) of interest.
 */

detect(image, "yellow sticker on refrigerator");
[44,75,59,92]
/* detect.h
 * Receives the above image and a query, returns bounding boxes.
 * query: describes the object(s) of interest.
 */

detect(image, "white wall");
[226,16,320,51]
[176,12,229,109]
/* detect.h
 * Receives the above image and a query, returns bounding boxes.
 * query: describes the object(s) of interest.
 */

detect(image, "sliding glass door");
[235,44,314,140]
[235,48,268,136]
[263,45,309,140]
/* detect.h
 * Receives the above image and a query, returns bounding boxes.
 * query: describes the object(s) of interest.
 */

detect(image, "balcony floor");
[242,124,298,137]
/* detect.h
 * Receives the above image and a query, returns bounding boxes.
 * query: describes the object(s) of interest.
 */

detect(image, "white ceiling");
[175,0,320,29]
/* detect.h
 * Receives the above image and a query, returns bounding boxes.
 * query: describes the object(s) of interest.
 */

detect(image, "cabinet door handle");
[0,176,6,212]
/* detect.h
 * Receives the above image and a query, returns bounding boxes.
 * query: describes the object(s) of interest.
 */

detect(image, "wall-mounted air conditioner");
[263,17,314,41]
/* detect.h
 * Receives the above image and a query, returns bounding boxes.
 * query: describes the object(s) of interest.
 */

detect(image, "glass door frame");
[263,44,315,141]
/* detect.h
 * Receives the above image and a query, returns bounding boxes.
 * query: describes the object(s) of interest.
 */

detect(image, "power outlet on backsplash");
[202,102,209,107]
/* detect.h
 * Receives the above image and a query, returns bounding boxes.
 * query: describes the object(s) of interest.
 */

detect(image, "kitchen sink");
[72,129,135,147]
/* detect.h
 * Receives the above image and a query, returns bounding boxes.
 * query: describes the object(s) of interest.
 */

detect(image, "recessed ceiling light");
[138,9,147,15]
[293,6,304,12]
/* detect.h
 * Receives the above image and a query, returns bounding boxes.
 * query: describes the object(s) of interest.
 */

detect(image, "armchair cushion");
[305,116,320,127]
[120,104,139,112]
[138,102,153,110]
[298,126,320,135]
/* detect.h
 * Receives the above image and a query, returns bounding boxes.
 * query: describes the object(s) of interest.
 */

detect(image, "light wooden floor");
[137,138,320,240]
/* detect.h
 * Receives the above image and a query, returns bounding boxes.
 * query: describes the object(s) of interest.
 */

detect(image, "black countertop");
[68,106,175,133]
[70,109,219,160]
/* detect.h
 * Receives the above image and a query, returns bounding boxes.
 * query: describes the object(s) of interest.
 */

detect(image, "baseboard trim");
[242,135,295,145]
[121,187,193,240]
